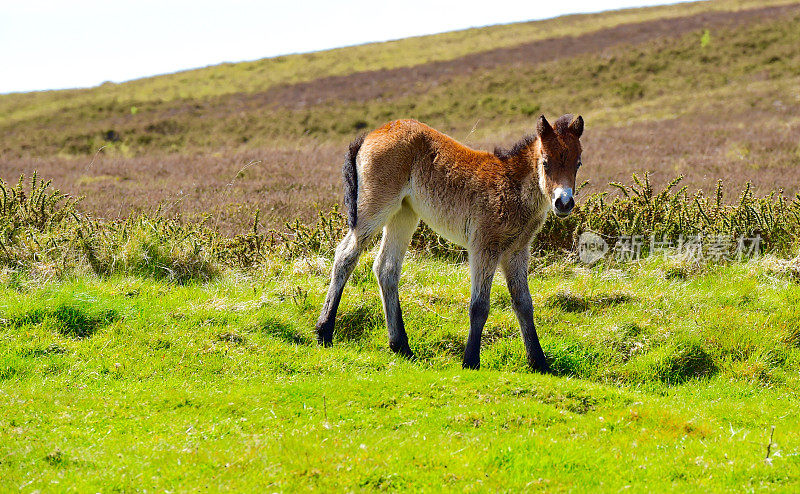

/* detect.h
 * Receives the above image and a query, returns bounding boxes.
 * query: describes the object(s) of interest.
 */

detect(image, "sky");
[0,0,695,94]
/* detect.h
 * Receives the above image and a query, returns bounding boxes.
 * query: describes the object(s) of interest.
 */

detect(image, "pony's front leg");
[501,247,550,372]
[463,248,500,369]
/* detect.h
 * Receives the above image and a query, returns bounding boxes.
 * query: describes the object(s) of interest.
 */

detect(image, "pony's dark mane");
[493,134,536,160]
[493,114,577,160]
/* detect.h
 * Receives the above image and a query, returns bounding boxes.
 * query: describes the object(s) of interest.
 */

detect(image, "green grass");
[3,1,800,489]
[2,255,799,490]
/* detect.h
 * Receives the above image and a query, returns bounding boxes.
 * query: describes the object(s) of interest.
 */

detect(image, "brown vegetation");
[4,104,797,234]
[1,3,799,233]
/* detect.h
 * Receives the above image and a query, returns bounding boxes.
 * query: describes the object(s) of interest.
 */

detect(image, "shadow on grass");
[608,322,648,362]
[431,331,466,358]
[217,332,245,345]
[650,342,717,384]
[6,304,118,339]
[504,385,601,414]
[785,326,800,348]
[483,324,518,346]
[546,292,635,313]
[613,338,718,384]
[541,336,719,385]
[336,304,382,342]
[18,344,68,358]
[261,316,311,345]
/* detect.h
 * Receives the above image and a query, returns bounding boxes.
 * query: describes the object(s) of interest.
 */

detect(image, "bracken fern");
[1,173,798,281]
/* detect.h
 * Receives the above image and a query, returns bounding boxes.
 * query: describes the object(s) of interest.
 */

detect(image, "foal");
[316,114,584,371]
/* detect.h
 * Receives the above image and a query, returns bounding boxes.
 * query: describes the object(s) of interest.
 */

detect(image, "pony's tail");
[343,133,365,230]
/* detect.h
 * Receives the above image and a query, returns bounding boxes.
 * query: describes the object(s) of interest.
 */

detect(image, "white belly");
[405,191,469,248]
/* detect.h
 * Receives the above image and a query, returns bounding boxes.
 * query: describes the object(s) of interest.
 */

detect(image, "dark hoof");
[530,359,551,374]
[389,342,415,360]
[315,324,333,347]
[462,359,480,370]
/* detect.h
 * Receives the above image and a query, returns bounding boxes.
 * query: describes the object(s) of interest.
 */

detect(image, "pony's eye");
[576,159,582,170]
[542,160,551,172]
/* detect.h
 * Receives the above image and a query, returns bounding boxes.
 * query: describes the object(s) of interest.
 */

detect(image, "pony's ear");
[536,115,554,137]
[569,115,584,138]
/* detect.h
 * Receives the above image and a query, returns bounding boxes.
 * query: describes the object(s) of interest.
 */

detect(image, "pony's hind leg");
[373,201,419,358]
[316,194,399,346]
[316,229,370,345]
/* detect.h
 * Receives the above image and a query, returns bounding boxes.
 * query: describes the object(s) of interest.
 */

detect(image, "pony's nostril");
[555,197,574,209]
[554,196,575,214]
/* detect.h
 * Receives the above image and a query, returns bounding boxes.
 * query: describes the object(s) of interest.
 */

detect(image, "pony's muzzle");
[552,187,574,217]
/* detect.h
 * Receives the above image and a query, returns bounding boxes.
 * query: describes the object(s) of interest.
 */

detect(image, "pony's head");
[535,114,584,218]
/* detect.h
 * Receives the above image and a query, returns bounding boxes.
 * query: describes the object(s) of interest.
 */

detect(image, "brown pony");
[316,114,584,371]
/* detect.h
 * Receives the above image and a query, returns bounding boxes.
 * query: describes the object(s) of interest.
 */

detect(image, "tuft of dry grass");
[758,254,800,281]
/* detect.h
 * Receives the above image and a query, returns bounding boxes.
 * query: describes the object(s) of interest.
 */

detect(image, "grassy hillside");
[0,0,793,122]
[3,2,799,157]
[0,173,798,490]
[1,2,799,232]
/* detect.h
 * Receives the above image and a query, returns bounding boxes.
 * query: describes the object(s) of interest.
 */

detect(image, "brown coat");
[318,114,584,371]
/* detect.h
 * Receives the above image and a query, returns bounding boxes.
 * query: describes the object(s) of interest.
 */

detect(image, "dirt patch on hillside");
[225,3,799,111]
